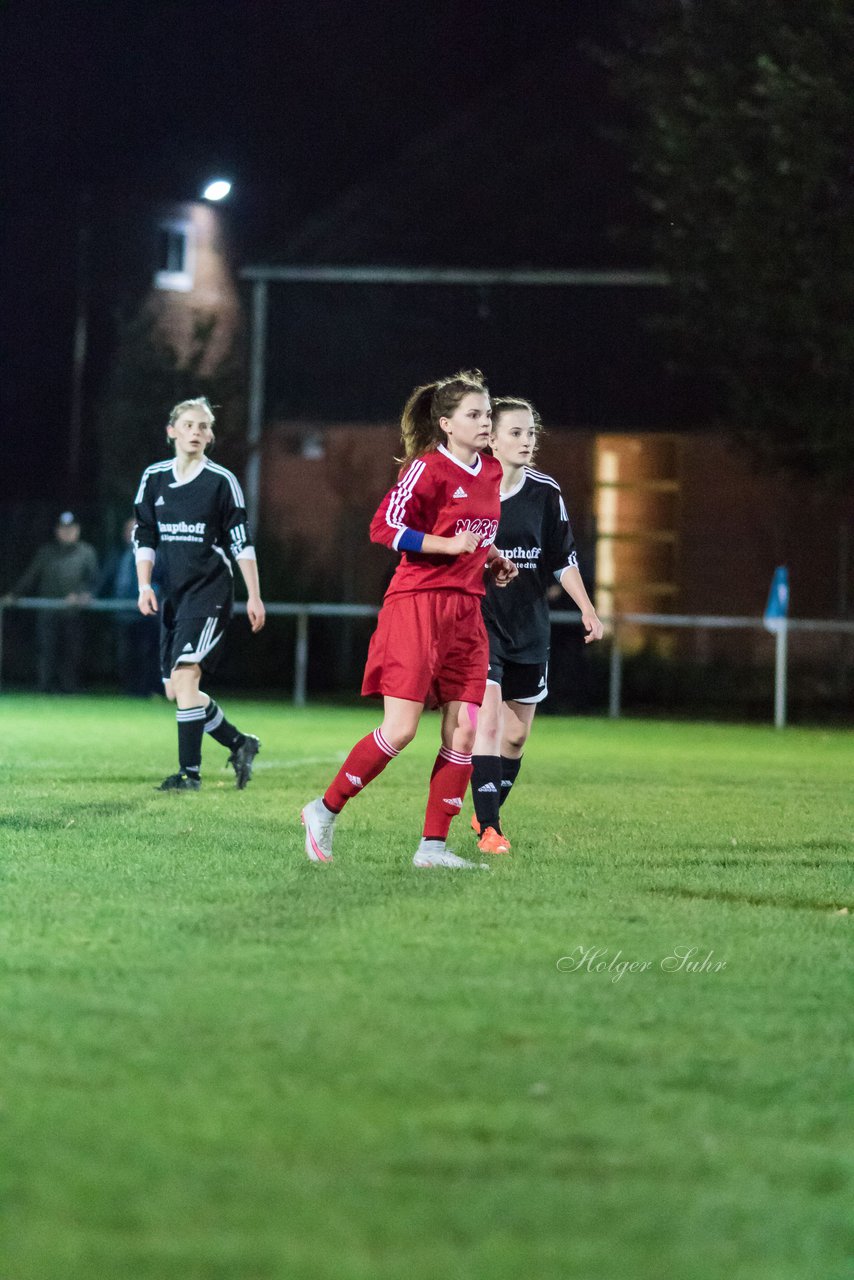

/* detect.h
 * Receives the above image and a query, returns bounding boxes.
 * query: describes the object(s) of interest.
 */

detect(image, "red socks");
[422,746,473,842]
[322,732,472,846]
[323,727,399,812]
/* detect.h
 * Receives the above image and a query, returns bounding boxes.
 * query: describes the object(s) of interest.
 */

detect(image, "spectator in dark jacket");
[7,512,98,692]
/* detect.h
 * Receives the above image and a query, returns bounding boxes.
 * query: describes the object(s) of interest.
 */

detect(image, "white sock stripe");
[439,747,472,765]
[204,708,224,733]
[176,708,207,721]
[373,727,399,757]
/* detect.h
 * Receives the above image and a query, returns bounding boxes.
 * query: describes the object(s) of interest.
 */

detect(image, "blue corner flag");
[764,566,789,633]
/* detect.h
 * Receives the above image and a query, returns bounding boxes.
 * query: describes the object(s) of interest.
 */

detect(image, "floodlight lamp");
[202,179,232,202]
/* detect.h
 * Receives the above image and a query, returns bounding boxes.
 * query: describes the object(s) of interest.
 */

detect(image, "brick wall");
[258,423,853,621]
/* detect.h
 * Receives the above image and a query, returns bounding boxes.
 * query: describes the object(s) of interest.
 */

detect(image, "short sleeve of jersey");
[544,484,578,577]
[133,469,160,555]
[370,459,439,550]
[214,468,253,560]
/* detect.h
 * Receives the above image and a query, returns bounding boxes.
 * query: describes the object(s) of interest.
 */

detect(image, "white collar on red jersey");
[438,443,483,476]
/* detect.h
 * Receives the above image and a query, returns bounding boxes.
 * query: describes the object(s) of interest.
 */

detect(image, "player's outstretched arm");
[237,556,266,632]
[559,565,604,643]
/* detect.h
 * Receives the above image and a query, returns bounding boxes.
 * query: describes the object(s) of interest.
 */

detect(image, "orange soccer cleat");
[476,826,511,855]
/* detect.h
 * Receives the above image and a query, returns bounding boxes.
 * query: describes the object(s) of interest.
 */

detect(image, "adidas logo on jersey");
[155,495,166,506]
[538,676,545,687]
[452,486,468,499]
[443,796,463,808]
[345,772,363,788]
[477,782,498,793]
[182,643,193,652]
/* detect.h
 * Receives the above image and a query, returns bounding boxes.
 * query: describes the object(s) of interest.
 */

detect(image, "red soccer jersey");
[370,444,502,598]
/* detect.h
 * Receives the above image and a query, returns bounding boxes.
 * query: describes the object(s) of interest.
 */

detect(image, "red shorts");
[362,591,489,708]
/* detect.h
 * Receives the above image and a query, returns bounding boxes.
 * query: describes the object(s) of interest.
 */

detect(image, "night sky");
[1,0,638,500]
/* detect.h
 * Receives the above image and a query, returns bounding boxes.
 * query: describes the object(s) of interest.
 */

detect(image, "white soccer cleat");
[412,839,489,870]
[301,797,336,863]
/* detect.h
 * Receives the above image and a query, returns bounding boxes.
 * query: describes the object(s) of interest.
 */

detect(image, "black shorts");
[160,600,232,679]
[487,654,549,703]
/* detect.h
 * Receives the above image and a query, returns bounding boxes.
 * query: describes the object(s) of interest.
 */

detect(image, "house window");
[154,220,195,291]
[594,433,681,651]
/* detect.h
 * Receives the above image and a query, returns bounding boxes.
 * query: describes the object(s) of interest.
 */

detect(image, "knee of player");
[454,724,477,755]
[504,726,530,754]
[383,724,417,752]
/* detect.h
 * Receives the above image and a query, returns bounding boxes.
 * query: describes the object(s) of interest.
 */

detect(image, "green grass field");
[1,695,851,1280]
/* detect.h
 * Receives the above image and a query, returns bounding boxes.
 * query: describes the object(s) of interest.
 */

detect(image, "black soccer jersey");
[133,458,254,614]
[481,467,578,663]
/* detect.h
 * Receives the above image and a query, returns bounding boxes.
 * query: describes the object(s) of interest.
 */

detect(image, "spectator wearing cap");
[6,512,99,692]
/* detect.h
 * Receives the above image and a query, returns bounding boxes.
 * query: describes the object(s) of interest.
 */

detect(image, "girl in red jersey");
[301,370,517,869]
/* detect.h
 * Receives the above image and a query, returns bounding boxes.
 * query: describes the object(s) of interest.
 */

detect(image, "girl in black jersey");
[470,398,603,854]
[134,398,266,791]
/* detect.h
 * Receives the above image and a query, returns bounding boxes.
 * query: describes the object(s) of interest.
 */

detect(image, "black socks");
[176,699,246,780]
[500,755,522,807]
[176,705,206,777]
[471,755,502,833]
[471,754,524,833]
[203,699,245,752]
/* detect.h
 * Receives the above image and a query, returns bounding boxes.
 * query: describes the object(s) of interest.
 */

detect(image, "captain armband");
[397,529,425,553]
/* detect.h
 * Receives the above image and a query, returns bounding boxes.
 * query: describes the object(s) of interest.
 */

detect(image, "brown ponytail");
[397,369,488,465]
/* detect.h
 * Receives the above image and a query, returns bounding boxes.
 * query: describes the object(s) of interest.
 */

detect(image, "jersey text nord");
[455,517,499,545]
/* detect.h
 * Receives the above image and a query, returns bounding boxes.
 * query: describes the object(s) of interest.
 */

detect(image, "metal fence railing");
[2,598,853,728]
[587,611,854,729]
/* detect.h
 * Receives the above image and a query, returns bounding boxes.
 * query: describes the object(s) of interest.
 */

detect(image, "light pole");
[200,179,260,532]
[69,179,235,494]
[69,186,92,493]
[199,178,264,538]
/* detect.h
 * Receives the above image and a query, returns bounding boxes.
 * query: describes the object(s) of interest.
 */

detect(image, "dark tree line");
[608,0,854,479]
